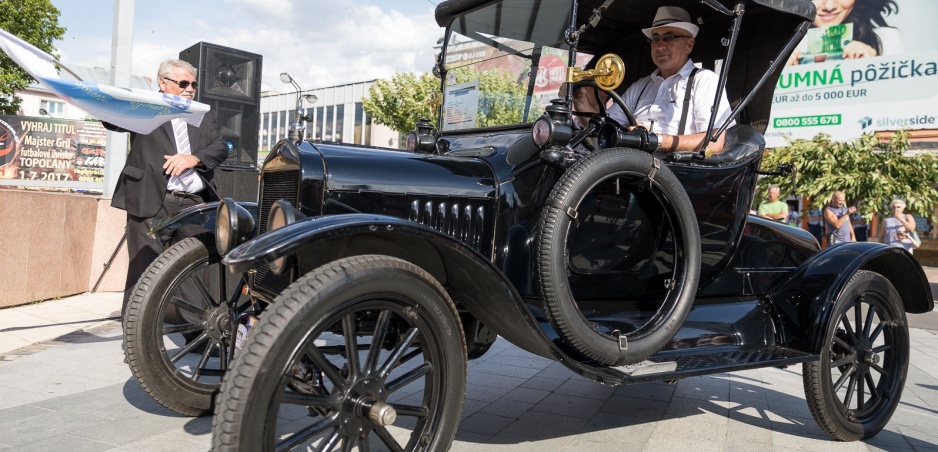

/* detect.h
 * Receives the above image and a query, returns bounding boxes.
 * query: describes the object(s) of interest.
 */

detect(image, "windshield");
[440,0,575,132]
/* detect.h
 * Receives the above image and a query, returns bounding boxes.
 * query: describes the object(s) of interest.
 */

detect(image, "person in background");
[806,206,824,242]
[890,226,920,254]
[787,208,802,227]
[787,0,903,65]
[879,198,916,248]
[757,186,789,222]
[825,190,856,245]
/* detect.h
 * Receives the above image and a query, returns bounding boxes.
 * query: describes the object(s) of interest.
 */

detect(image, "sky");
[49,0,444,93]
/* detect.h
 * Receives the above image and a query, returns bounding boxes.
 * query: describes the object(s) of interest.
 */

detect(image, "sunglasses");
[163,77,198,90]
[647,33,692,44]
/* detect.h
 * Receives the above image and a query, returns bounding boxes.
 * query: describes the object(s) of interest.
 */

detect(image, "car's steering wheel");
[571,82,637,129]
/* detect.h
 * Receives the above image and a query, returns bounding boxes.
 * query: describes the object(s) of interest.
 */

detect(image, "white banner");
[0,27,208,134]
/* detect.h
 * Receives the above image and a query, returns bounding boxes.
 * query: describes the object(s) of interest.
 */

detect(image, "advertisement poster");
[765,0,938,148]
[0,115,107,189]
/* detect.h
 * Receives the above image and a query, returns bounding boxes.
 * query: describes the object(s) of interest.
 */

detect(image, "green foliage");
[0,0,66,114]
[756,131,938,223]
[362,67,528,135]
[362,71,440,135]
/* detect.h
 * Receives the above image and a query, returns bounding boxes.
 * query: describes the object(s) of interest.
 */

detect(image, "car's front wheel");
[124,236,250,416]
[803,270,909,441]
[212,255,467,451]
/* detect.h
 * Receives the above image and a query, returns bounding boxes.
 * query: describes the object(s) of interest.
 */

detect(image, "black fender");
[148,201,258,243]
[767,241,932,353]
[224,214,554,360]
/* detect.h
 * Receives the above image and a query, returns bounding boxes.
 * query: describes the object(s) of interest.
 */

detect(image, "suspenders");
[633,67,700,135]
[678,68,699,136]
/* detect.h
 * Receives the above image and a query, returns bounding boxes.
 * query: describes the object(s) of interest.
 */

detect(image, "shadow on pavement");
[458,371,937,449]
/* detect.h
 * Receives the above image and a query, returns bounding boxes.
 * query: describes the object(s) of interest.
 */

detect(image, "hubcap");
[206,305,232,341]
[339,377,394,436]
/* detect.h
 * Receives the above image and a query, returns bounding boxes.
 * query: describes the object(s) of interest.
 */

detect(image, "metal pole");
[102,0,135,198]
[91,230,127,293]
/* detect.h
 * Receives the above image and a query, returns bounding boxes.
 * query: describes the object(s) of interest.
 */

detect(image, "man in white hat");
[575,5,735,154]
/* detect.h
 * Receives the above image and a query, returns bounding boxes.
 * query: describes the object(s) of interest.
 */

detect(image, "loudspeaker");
[179,42,262,170]
[214,168,259,202]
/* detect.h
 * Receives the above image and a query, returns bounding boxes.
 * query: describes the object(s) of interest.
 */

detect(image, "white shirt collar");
[650,59,697,82]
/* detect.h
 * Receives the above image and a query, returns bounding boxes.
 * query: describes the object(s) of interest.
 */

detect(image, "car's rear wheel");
[538,148,700,366]
[212,255,467,451]
[803,270,909,441]
[124,236,251,416]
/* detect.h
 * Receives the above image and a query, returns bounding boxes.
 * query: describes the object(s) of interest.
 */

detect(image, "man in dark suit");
[106,59,228,320]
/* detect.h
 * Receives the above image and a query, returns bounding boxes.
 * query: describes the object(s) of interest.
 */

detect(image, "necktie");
[172,119,198,187]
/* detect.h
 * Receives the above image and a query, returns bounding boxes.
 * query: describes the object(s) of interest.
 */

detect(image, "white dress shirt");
[165,118,206,193]
[608,59,735,136]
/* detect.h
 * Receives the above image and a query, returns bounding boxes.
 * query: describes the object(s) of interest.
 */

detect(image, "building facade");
[259,80,398,152]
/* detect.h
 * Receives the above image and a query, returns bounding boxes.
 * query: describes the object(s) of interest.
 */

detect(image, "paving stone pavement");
[0,290,937,451]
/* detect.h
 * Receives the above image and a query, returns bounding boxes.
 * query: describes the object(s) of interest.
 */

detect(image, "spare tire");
[537,148,700,366]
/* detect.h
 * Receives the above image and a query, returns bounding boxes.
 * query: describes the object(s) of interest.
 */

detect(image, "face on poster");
[765,0,938,148]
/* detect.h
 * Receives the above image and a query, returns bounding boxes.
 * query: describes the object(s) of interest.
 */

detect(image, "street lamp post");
[280,72,319,143]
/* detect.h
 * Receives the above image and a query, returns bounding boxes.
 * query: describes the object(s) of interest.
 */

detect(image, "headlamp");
[267,200,298,275]
[531,99,573,149]
[406,117,437,153]
[215,198,255,255]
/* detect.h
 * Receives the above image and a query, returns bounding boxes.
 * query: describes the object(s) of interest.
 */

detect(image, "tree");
[755,131,938,224]
[363,67,527,135]
[362,71,440,136]
[0,0,66,115]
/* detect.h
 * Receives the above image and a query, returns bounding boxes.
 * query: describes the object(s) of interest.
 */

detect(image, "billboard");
[0,115,107,190]
[765,0,938,148]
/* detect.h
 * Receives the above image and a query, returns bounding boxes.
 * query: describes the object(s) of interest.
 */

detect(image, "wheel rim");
[266,298,448,451]
[825,291,904,422]
[155,256,251,389]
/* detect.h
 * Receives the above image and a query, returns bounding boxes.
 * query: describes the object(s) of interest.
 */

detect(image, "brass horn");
[566,53,625,91]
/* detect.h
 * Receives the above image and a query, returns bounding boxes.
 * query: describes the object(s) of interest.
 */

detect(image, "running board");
[612,360,678,376]
[607,347,817,384]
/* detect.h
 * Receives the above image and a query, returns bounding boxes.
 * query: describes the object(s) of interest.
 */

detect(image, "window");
[364,110,371,146]
[278,111,287,141]
[354,102,364,145]
[40,100,65,118]
[335,104,345,143]
[315,107,325,140]
[325,106,334,141]
[261,113,270,150]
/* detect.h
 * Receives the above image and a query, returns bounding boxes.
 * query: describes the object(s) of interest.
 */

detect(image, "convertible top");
[434,0,816,133]
[435,0,814,28]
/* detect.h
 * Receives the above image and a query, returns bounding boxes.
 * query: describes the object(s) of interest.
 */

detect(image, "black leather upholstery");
[667,124,765,167]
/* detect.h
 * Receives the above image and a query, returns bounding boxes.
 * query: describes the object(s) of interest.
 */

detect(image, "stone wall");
[0,190,126,308]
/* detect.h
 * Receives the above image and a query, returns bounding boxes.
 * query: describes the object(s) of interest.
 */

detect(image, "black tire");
[803,270,909,441]
[124,236,250,416]
[212,255,467,451]
[538,148,700,366]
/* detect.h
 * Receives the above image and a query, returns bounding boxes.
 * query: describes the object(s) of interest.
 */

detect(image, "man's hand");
[163,154,200,176]
[847,206,857,215]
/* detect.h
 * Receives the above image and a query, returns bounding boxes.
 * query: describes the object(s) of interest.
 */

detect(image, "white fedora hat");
[642,6,699,38]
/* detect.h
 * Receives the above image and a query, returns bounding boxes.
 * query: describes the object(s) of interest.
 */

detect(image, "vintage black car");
[121,0,934,450]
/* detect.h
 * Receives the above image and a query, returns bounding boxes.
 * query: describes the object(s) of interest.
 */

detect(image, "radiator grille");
[253,169,299,298]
